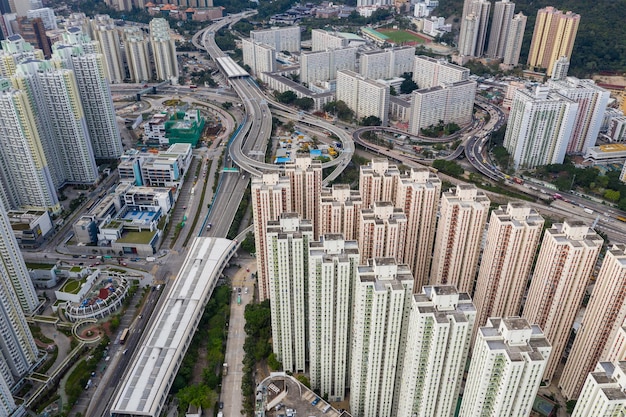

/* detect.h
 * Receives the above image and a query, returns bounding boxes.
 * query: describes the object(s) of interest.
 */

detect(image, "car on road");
[219,402,224,409]
[312,397,321,405]
[246,268,250,272]
[121,262,128,266]
[183,206,187,209]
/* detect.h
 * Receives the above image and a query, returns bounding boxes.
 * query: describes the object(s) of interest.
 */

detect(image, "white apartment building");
[572,361,626,416]
[547,77,610,154]
[149,18,179,81]
[311,29,348,51]
[250,26,300,53]
[397,286,476,417]
[0,35,44,77]
[0,79,61,214]
[359,46,416,81]
[308,235,359,402]
[284,157,322,239]
[523,221,602,382]
[408,80,477,135]
[359,158,401,209]
[502,13,527,69]
[358,201,407,264]
[560,244,626,400]
[241,38,276,76]
[412,55,469,89]
[26,7,56,30]
[18,60,98,185]
[251,173,292,301]
[91,14,125,83]
[473,203,544,331]
[336,70,390,125]
[266,213,313,374]
[350,258,414,417]
[460,317,551,417]
[300,47,356,86]
[0,205,40,389]
[395,167,441,289]
[52,33,124,160]
[504,86,578,169]
[431,184,489,294]
[123,26,151,83]
[608,115,626,143]
[319,184,362,241]
[486,0,515,59]
[457,0,490,57]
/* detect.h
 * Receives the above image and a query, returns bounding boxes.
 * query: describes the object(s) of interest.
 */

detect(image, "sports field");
[377,29,428,44]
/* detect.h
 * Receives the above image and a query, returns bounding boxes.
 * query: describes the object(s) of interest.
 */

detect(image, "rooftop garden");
[116,230,157,245]
[61,278,87,295]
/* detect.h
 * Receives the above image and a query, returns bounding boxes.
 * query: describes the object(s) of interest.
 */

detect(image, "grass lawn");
[25,262,55,270]
[61,278,87,294]
[378,29,426,44]
[116,230,157,244]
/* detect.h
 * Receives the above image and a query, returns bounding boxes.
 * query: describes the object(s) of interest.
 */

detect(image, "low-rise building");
[7,209,53,248]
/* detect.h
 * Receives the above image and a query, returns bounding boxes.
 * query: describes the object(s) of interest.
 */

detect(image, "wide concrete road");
[221,263,255,417]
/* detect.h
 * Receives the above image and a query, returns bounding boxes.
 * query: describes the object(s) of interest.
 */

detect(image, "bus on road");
[120,328,129,345]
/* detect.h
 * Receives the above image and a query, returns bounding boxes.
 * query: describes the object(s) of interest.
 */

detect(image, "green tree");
[400,72,418,94]
[432,159,464,177]
[268,353,282,371]
[176,384,216,412]
[294,97,314,111]
[604,189,621,203]
[361,116,382,126]
[275,90,297,104]
[221,102,233,110]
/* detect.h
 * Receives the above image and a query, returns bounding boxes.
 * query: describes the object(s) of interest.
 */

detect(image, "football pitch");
[377,29,427,44]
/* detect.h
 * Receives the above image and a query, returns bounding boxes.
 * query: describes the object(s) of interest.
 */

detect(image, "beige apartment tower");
[523,221,602,383]
[560,244,626,400]
[459,317,551,417]
[431,184,490,294]
[358,201,407,264]
[359,158,401,209]
[397,286,476,417]
[394,167,441,289]
[473,203,544,330]
[284,157,322,238]
[527,6,580,75]
[319,184,362,240]
[572,361,626,417]
[251,173,291,301]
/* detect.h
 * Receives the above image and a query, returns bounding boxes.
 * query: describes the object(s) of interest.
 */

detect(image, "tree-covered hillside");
[435,0,626,76]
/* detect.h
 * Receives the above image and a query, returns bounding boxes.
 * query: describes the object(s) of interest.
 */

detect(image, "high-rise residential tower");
[397,286,476,417]
[308,235,359,402]
[0,78,60,213]
[336,70,390,126]
[350,258,414,417]
[459,317,551,417]
[266,213,313,374]
[284,157,322,238]
[394,167,441,289]
[123,26,151,83]
[319,184,362,240]
[0,204,40,388]
[359,158,401,209]
[241,39,276,76]
[0,34,44,77]
[300,47,357,86]
[149,18,178,81]
[560,244,626,400]
[311,29,348,51]
[457,0,490,57]
[504,86,578,169]
[431,184,489,294]
[359,46,416,81]
[547,76,610,154]
[91,14,124,83]
[250,26,300,53]
[572,361,626,416]
[523,221,602,382]
[527,7,580,75]
[251,173,291,301]
[412,55,469,89]
[358,201,407,264]
[473,203,544,329]
[486,0,516,59]
[53,28,124,159]
[501,12,527,69]
[15,60,98,185]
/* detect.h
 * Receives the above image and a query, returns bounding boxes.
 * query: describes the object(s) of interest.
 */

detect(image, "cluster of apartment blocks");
[251,155,626,415]
[0,29,122,215]
[244,27,477,130]
[2,4,179,83]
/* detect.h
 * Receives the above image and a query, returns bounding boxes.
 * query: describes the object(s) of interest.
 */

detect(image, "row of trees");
[242,300,272,416]
[274,90,315,111]
[173,285,231,413]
